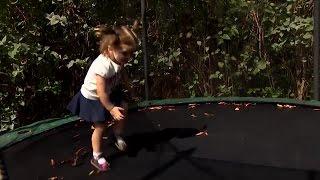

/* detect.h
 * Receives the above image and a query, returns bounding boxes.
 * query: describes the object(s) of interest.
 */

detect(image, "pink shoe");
[90,156,110,172]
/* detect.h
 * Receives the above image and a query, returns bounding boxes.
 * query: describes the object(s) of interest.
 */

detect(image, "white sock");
[93,152,106,164]
[93,152,102,159]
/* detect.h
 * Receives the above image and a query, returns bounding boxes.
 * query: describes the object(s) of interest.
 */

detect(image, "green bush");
[0,0,314,131]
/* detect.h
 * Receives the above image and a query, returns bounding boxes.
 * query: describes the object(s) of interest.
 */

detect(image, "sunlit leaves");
[46,12,68,26]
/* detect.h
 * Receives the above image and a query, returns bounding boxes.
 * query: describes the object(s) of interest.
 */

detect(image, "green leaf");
[67,60,74,68]
[51,51,60,58]
[222,34,231,40]
[186,32,192,38]
[8,43,21,59]
[306,25,313,31]
[286,4,292,12]
[257,60,267,70]
[0,36,7,45]
[303,33,312,40]
[139,80,145,85]
[252,68,260,75]
[158,57,166,63]
[60,16,67,26]
[218,62,224,68]
[289,23,298,30]
[218,39,224,45]
[172,49,181,57]
[49,16,60,25]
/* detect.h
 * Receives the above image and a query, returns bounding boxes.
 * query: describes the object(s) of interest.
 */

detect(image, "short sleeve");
[93,58,112,78]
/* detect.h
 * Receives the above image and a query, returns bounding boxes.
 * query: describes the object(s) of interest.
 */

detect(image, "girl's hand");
[110,106,125,121]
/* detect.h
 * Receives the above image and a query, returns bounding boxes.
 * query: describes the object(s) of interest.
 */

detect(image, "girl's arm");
[96,74,124,120]
[96,74,114,111]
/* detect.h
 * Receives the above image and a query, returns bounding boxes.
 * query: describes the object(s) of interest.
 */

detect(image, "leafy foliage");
[0,0,315,131]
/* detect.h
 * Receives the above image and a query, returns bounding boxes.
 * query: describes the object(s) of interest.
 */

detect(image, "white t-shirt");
[80,54,122,100]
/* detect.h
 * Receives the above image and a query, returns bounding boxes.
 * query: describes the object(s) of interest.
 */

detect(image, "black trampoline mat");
[2,103,320,180]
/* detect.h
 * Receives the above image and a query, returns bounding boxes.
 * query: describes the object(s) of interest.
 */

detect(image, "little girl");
[67,23,138,171]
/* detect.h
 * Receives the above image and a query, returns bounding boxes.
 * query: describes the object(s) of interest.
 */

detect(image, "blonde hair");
[94,21,139,54]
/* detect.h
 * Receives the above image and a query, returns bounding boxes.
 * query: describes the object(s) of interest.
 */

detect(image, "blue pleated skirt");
[67,89,123,123]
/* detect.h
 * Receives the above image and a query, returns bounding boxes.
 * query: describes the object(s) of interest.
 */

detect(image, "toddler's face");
[113,48,133,65]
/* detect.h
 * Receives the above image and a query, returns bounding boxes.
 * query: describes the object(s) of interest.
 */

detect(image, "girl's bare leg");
[92,123,106,153]
[91,123,110,171]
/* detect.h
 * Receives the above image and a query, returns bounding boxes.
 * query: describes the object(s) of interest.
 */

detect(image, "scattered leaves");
[188,103,198,109]
[244,103,252,107]
[89,170,95,176]
[277,104,296,109]
[72,147,89,166]
[204,112,214,117]
[88,169,102,176]
[148,106,163,110]
[48,177,58,180]
[50,147,89,168]
[218,102,227,105]
[72,134,80,139]
[138,108,146,112]
[196,130,208,137]
[162,106,176,111]
[50,159,56,167]
[48,177,63,180]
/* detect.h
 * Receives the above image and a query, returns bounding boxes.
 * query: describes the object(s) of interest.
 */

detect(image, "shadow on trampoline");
[126,128,202,154]
[138,145,221,180]
[108,127,221,180]
[109,127,204,158]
